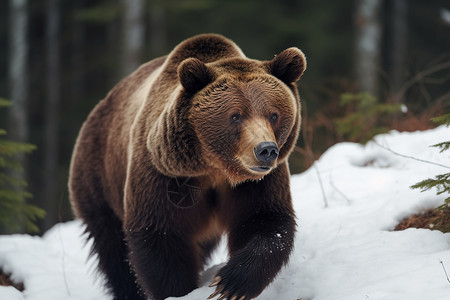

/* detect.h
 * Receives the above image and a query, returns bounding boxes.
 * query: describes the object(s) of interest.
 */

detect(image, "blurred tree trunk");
[149,0,167,57]
[43,0,60,230]
[354,0,383,96]
[8,0,29,232]
[107,9,121,86]
[8,0,28,152]
[71,0,85,106]
[121,0,145,77]
[389,0,408,103]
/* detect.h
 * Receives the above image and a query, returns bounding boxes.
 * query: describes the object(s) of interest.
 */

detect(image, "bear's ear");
[268,47,306,84]
[178,58,213,93]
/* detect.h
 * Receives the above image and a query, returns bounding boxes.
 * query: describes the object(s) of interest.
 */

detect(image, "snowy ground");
[1,126,449,300]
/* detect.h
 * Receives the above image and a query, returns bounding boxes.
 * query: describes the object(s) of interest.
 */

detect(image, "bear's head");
[177,48,306,185]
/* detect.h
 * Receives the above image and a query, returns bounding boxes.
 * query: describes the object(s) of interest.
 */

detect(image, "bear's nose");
[254,142,279,163]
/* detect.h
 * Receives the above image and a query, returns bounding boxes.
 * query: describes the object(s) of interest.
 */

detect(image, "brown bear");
[69,34,306,300]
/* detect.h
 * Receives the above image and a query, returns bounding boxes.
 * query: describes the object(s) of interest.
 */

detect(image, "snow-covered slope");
[1,126,449,300]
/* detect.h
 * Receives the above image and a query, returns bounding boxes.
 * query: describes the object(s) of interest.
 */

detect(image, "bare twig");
[294,101,328,208]
[418,79,432,104]
[58,194,71,296]
[372,140,450,170]
[313,163,328,208]
[440,260,450,284]
[393,60,450,103]
[329,174,352,205]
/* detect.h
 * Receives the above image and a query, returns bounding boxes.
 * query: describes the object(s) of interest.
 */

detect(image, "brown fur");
[69,34,306,300]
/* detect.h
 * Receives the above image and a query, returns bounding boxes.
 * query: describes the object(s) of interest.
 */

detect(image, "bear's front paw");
[207,264,263,300]
[208,276,248,300]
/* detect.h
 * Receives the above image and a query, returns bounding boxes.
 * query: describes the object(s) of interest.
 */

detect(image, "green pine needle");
[0,98,44,233]
[411,113,450,224]
[431,113,450,127]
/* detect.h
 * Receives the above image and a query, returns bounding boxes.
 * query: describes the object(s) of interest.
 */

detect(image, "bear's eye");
[230,113,242,124]
[270,113,278,122]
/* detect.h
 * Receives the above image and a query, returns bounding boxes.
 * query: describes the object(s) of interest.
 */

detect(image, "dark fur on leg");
[216,213,295,299]
[126,228,201,300]
[209,164,296,300]
[83,202,143,300]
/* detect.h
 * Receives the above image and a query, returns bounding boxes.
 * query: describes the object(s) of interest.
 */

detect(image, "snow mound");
[1,126,449,300]
[0,221,108,300]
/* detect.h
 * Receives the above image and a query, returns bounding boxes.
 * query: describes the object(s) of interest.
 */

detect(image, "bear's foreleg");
[211,212,295,300]
[210,164,296,300]
[81,202,144,300]
[124,170,202,300]
[125,227,201,300]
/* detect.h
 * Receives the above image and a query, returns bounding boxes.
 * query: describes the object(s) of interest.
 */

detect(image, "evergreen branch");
[0,98,12,107]
[0,173,28,187]
[0,100,43,233]
[431,113,450,126]
[438,197,450,210]
[432,142,450,153]
[0,140,36,156]
[410,173,450,193]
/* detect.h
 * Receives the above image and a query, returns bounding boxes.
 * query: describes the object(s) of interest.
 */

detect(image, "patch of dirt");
[394,209,442,231]
[0,269,24,292]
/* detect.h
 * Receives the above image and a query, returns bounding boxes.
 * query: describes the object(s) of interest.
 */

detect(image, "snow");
[0,222,108,300]
[1,126,450,300]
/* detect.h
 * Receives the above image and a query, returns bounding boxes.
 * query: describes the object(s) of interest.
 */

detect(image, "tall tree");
[43,0,60,230]
[121,0,145,77]
[149,0,167,57]
[8,0,29,232]
[354,0,383,96]
[8,0,28,150]
[70,0,85,107]
[389,0,408,102]
[0,99,43,234]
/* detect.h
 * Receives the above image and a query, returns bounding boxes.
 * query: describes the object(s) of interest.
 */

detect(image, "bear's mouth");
[250,166,272,173]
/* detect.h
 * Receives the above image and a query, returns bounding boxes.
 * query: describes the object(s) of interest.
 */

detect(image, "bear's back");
[70,55,166,218]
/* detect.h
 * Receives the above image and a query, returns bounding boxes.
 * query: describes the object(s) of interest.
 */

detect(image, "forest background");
[1,0,449,234]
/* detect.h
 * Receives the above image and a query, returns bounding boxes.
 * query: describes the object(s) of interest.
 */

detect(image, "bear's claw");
[217,291,229,300]
[207,284,224,299]
[208,277,250,300]
[209,276,221,287]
